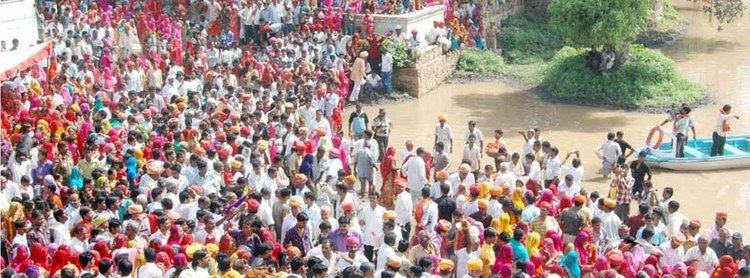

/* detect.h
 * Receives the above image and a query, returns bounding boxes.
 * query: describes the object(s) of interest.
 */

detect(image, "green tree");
[548,0,652,71]
[691,0,746,31]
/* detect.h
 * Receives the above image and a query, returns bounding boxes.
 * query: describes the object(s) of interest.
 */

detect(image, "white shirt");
[557,181,581,199]
[431,181,451,199]
[488,200,503,218]
[560,165,584,189]
[523,138,537,157]
[419,201,439,232]
[493,171,517,187]
[684,246,719,272]
[667,211,687,237]
[600,211,622,246]
[435,124,453,146]
[376,245,395,269]
[381,53,394,72]
[401,156,427,192]
[456,248,480,278]
[70,238,88,253]
[358,205,386,246]
[596,140,623,164]
[543,156,561,181]
[525,161,542,183]
[659,242,684,268]
[714,113,734,137]
[462,144,481,170]
[465,128,484,144]
[394,191,413,226]
[136,262,164,278]
[447,173,475,197]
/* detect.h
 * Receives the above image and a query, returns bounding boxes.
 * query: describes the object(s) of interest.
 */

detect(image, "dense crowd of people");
[0,0,747,278]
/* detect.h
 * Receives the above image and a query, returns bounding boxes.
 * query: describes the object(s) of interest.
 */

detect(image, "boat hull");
[641,134,750,171]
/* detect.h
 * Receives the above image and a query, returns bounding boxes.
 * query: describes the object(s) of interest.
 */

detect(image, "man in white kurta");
[401,148,427,201]
[435,116,454,153]
[358,195,386,261]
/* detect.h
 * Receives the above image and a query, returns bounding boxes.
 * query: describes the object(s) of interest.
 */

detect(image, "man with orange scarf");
[711,104,740,156]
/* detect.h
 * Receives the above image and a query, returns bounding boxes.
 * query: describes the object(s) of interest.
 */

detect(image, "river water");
[350,0,750,236]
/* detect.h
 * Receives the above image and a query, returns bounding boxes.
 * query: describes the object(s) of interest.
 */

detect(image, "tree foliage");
[692,0,746,30]
[548,0,652,52]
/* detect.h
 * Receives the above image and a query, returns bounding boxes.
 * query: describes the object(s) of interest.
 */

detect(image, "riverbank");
[449,6,708,112]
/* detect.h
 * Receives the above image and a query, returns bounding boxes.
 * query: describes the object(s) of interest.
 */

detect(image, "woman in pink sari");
[332,136,350,174]
[537,189,559,216]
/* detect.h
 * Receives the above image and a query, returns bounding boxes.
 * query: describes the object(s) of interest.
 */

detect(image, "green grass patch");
[539,45,707,109]
[455,48,506,77]
[499,11,565,64]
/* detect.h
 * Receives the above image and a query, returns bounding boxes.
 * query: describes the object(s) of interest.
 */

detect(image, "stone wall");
[393,46,459,97]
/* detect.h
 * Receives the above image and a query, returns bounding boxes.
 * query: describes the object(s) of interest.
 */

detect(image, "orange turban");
[436,170,449,181]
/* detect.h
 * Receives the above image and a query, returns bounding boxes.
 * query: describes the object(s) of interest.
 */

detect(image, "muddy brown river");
[349,0,750,236]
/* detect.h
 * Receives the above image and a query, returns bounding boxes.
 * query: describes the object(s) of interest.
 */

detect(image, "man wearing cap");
[334,236,369,270]
[660,234,686,268]
[431,170,451,199]
[684,235,719,273]
[530,201,561,235]
[684,220,702,250]
[466,258,483,278]
[560,195,586,243]
[408,29,421,49]
[349,51,368,102]
[600,198,623,246]
[710,212,731,240]
[448,164,475,197]
[470,199,492,228]
[730,232,745,260]
[394,179,413,240]
[435,114,453,154]
[375,255,404,278]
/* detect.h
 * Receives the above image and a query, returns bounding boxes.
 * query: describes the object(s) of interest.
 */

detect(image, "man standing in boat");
[711,104,740,156]
[661,106,697,158]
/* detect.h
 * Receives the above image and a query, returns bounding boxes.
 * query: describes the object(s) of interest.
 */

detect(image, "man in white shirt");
[595,132,623,178]
[358,194,386,261]
[376,232,398,270]
[449,165,475,197]
[381,49,394,95]
[711,104,739,156]
[493,162,517,188]
[394,181,413,241]
[402,148,427,201]
[542,147,562,186]
[523,153,542,185]
[462,135,481,173]
[684,236,719,273]
[667,200,688,237]
[135,248,163,278]
[465,121,484,153]
[557,174,581,199]
[600,199,623,246]
[660,234,686,268]
[435,115,453,153]
[304,192,323,239]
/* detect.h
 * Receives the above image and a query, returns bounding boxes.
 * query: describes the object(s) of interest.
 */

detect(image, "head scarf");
[12,244,31,272]
[511,187,526,210]
[167,225,183,246]
[299,154,315,179]
[30,242,50,270]
[380,146,397,180]
[545,230,564,252]
[525,232,541,256]
[574,230,592,265]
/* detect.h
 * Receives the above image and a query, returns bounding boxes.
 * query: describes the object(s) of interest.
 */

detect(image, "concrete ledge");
[394,46,459,97]
[356,5,446,41]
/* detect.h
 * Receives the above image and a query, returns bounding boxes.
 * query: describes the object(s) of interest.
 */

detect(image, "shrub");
[499,11,565,64]
[456,48,506,76]
[540,45,707,109]
[382,39,415,70]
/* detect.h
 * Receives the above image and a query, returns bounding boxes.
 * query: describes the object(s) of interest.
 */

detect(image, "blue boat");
[641,134,750,170]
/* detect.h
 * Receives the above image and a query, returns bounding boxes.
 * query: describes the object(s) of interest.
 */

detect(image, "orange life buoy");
[645,126,664,149]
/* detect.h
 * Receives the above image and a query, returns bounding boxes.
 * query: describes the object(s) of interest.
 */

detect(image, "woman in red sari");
[379,146,398,208]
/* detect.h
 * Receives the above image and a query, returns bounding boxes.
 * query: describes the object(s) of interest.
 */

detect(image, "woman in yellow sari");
[3,201,25,241]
